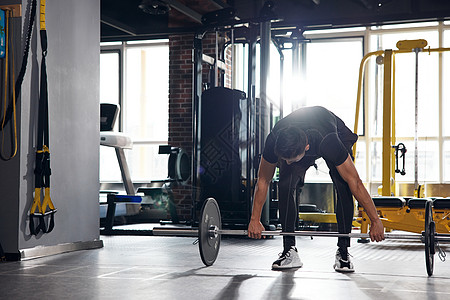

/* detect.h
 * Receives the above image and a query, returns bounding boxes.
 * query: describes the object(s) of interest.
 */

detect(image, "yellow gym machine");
[353,39,450,235]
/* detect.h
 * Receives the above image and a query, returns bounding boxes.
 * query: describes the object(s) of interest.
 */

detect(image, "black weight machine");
[191,2,283,230]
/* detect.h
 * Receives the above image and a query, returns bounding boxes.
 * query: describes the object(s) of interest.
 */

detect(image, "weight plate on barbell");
[198,198,221,266]
[424,200,435,276]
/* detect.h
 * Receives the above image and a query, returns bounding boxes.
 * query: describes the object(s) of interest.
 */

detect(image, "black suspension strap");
[29,0,56,235]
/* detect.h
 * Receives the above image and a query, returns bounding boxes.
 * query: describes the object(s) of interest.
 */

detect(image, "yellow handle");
[40,0,46,30]
[42,187,56,212]
[31,188,43,214]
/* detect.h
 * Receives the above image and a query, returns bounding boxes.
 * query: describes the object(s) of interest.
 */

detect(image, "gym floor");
[0,229,449,300]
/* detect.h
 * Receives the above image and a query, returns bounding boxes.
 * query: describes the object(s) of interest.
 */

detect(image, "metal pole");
[246,28,257,224]
[279,49,284,118]
[115,148,135,195]
[215,31,219,87]
[260,19,271,227]
[231,28,235,89]
[153,229,199,237]
[150,227,450,242]
[215,230,435,241]
[191,33,203,222]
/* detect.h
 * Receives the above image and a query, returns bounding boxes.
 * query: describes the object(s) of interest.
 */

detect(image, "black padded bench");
[433,198,450,209]
[371,197,406,207]
[407,198,430,209]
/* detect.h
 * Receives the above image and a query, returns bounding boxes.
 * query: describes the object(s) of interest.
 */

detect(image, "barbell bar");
[153,197,448,276]
[213,229,436,240]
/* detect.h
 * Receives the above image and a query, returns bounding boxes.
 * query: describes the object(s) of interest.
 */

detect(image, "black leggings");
[278,152,354,250]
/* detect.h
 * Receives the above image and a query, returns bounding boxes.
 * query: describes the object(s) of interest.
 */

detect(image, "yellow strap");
[36,145,50,153]
[31,188,43,214]
[40,0,46,31]
[41,187,55,212]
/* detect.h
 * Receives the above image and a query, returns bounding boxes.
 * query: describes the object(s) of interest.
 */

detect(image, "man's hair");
[274,126,308,159]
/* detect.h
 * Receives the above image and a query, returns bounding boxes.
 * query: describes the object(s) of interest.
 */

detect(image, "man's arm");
[248,157,277,239]
[336,155,385,242]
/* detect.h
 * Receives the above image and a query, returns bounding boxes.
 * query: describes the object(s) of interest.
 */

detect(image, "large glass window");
[100,41,169,183]
[100,51,121,182]
[368,28,442,183]
[100,52,120,108]
[444,29,450,181]
[444,29,450,137]
[370,31,439,139]
[302,38,363,182]
[304,38,363,129]
[287,23,448,185]
[124,44,169,181]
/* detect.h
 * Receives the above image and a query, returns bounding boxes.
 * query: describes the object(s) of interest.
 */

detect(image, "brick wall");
[168,32,231,221]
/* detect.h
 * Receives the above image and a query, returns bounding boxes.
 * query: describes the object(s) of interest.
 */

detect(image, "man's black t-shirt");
[262,106,358,166]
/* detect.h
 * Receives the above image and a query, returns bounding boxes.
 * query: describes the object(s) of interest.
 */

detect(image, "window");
[100,51,121,182]
[368,27,443,183]
[304,38,363,130]
[124,44,169,181]
[443,28,450,181]
[444,29,450,137]
[303,37,364,182]
[100,52,120,109]
[100,40,169,183]
[369,30,439,138]
[264,22,450,185]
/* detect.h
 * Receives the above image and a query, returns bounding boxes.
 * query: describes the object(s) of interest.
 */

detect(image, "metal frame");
[353,43,450,196]
[191,32,204,224]
[191,14,283,226]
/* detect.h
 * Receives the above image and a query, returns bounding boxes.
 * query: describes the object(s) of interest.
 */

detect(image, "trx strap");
[29,0,56,235]
[1,9,18,160]
[0,0,37,135]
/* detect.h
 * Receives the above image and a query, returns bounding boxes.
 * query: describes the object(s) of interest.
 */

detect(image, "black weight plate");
[198,198,221,266]
[424,200,434,276]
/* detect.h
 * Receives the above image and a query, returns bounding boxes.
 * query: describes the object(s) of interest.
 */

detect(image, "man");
[247,106,385,272]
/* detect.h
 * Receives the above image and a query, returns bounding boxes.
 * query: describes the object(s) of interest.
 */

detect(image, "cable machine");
[191,1,279,229]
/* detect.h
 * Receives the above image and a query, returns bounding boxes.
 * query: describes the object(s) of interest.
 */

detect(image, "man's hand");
[248,219,266,239]
[369,219,385,242]
[248,157,276,240]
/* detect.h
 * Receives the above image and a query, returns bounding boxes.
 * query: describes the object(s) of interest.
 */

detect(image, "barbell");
[153,197,449,276]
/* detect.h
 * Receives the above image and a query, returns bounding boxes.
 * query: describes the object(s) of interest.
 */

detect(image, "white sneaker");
[272,246,303,270]
[333,248,354,273]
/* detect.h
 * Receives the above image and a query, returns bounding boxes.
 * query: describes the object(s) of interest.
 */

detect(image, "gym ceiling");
[100,0,450,42]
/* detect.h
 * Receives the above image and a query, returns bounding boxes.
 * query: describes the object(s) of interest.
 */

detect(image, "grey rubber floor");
[0,230,449,299]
